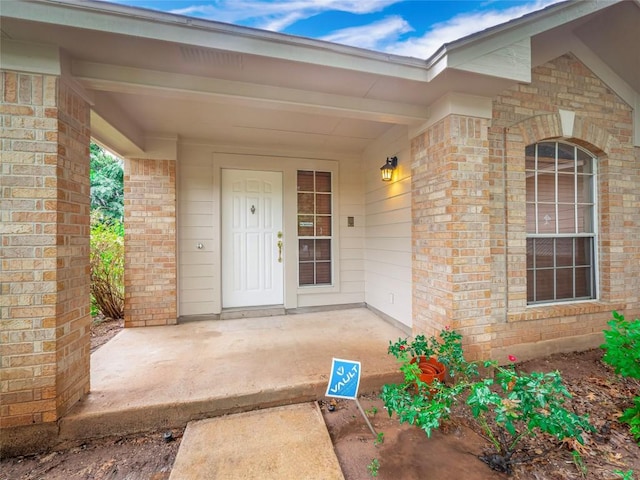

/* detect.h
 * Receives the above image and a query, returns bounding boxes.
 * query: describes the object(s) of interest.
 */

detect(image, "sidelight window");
[297,171,332,286]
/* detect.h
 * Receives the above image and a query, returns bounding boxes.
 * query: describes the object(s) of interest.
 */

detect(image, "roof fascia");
[427,1,622,81]
[4,0,430,82]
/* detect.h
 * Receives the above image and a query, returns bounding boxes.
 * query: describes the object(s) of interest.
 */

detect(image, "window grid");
[297,171,332,287]
[526,142,597,304]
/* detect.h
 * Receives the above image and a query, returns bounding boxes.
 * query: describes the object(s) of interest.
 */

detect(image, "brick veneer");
[1,71,90,436]
[124,158,177,327]
[488,54,639,359]
[411,54,639,362]
[411,115,493,360]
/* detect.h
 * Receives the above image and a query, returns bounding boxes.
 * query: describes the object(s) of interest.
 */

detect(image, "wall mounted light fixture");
[380,156,398,182]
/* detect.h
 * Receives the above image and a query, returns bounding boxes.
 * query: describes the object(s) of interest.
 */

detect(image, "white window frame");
[296,170,334,288]
[525,141,599,304]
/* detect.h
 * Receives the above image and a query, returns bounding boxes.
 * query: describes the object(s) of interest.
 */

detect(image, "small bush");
[601,311,640,445]
[90,212,124,319]
[382,330,594,474]
[601,311,640,380]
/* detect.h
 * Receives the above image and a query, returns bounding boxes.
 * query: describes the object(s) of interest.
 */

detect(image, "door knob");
[277,231,283,263]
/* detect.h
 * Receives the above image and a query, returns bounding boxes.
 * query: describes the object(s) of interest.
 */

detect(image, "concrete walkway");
[60,308,406,444]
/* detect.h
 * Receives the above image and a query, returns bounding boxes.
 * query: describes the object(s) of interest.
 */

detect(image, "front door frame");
[212,152,340,314]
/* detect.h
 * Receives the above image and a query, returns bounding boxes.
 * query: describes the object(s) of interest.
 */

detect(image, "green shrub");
[381,330,594,474]
[601,311,640,445]
[619,397,640,444]
[601,311,640,380]
[90,212,124,319]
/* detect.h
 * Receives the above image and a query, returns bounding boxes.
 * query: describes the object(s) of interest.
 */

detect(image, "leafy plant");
[387,327,478,381]
[381,330,594,475]
[365,406,378,417]
[614,469,636,480]
[367,458,380,477]
[601,311,640,379]
[90,212,124,319]
[601,311,640,444]
[619,395,640,443]
[467,360,594,473]
[571,448,587,477]
[90,143,124,221]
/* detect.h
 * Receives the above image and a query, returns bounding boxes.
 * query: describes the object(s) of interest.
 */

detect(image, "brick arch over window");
[513,113,616,154]
[504,112,620,313]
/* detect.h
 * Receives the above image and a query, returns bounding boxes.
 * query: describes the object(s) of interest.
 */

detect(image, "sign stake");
[355,397,378,437]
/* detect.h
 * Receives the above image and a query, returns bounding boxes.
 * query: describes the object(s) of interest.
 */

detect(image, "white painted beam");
[409,93,493,139]
[72,61,429,125]
[0,39,60,75]
[90,110,145,158]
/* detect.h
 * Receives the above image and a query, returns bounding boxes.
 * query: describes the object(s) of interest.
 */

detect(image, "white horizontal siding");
[178,144,217,317]
[363,125,412,328]
[297,292,364,308]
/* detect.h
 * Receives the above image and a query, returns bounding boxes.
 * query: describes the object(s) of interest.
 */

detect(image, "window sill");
[508,301,626,323]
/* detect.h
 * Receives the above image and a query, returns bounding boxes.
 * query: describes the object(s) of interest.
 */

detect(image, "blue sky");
[103,0,563,59]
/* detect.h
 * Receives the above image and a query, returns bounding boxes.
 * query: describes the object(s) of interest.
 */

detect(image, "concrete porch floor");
[59,307,407,443]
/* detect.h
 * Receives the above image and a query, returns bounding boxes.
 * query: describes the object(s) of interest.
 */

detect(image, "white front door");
[221,169,284,308]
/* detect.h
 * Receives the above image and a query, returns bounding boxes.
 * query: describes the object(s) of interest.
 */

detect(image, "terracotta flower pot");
[410,356,446,385]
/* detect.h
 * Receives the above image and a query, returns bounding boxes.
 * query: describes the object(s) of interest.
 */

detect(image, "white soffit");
[72,61,429,125]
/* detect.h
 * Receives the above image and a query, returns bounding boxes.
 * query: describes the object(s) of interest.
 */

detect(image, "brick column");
[1,71,90,449]
[124,158,177,327]
[411,115,492,359]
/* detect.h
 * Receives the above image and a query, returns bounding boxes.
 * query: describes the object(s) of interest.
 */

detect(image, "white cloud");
[385,0,563,59]
[144,0,565,59]
[169,0,401,31]
[320,15,412,51]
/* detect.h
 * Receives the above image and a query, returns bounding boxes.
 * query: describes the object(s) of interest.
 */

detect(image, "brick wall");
[124,158,177,327]
[487,54,639,360]
[54,81,91,417]
[410,54,639,362]
[411,115,493,360]
[0,71,90,432]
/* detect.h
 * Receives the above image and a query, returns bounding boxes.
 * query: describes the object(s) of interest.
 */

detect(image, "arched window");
[526,142,597,304]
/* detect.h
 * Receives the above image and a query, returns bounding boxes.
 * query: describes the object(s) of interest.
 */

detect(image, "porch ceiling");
[2,0,638,157]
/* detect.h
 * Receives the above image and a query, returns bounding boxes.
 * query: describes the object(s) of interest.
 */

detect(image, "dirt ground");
[2,317,183,480]
[90,315,124,353]
[2,318,639,480]
[321,349,640,480]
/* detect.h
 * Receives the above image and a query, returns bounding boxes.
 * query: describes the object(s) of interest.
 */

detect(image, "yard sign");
[326,358,361,399]
[325,358,377,437]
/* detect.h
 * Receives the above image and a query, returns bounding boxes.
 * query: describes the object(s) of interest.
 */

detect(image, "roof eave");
[4,0,432,81]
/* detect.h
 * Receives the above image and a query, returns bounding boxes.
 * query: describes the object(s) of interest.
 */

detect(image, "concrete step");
[169,403,344,480]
